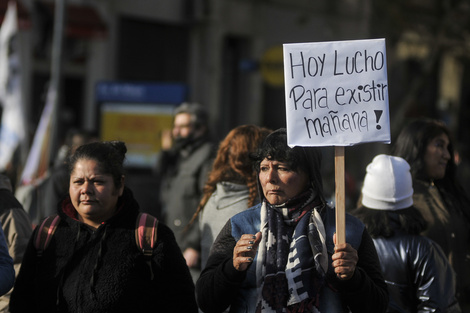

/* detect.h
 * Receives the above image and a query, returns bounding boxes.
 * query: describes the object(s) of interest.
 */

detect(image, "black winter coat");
[373,227,460,312]
[10,188,198,313]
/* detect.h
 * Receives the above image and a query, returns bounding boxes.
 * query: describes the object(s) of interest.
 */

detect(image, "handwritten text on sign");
[283,39,391,147]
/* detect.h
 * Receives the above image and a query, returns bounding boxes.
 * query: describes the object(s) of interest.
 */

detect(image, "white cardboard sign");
[283,39,391,147]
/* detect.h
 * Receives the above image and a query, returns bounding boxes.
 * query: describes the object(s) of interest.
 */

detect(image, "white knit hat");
[361,154,413,210]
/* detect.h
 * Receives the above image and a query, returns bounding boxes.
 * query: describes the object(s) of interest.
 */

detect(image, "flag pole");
[48,0,67,167]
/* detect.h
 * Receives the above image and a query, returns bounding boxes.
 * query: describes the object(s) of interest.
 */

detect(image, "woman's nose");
[266,168,277,183]
[80,181,91,194]
[443,147,451,160]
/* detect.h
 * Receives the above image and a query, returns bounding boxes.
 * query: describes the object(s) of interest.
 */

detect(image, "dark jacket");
[10,188,198,313]
[373,227,460,312]
[157,137,215,253]
[196,203,388,313]
[412,179,470,308]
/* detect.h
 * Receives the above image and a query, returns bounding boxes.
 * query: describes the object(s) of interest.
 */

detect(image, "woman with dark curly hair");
[353,154,460,312]
[392,118,470,310]
[196,128,388,313]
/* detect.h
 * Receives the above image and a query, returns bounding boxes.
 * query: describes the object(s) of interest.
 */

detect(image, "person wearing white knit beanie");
[353,154,461,313]
[361,154,413,211]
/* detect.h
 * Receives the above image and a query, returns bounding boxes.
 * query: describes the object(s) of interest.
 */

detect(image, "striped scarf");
[255,189,328,313]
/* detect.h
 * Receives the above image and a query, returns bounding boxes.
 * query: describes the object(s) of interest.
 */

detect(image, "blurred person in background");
[188,124,270,269]
[154,102,216,281]
[353,154,460,312]
[0,174,31,312]
[392,117,470,310]
[42,128,97,218]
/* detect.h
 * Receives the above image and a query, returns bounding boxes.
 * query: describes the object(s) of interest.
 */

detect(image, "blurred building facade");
[2,0,470,208]
[7,0,372,142]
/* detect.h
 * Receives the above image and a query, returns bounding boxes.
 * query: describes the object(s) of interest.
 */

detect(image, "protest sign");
[283,39,391,244]
[283,38,390,147]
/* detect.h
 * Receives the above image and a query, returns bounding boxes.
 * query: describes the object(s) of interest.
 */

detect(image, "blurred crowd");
[0,102,468,312]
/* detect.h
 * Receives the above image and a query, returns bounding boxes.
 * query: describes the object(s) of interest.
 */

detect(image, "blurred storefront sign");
[96,81,187,168]
[260,45,284,87]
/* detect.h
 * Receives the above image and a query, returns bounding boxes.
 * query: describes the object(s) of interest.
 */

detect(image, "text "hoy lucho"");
[288,49,385,78]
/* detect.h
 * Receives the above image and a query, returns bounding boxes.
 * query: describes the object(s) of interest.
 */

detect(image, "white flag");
[19,88,56,185]
[0,1,27,171]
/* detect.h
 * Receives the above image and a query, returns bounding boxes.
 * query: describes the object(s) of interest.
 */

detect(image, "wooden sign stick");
[335,146,346,244]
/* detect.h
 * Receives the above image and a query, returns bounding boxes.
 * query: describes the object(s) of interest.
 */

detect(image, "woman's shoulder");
[386,232,434,249]
[155,219,176,238]
[229,204,262,238]
[230,203,261,221]
[412,179,433,195]
[402,234,445,256]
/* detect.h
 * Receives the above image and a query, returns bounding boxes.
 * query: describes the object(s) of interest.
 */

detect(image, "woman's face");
[69,159,124,228]
[423,133,451,180]
[259,158,310,205]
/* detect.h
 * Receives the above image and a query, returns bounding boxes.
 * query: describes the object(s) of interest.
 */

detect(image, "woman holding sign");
[196,128,388,313]
[393,117,470,311]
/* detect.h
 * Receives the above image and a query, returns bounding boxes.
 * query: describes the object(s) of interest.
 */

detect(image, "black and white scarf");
[255,189,328,313]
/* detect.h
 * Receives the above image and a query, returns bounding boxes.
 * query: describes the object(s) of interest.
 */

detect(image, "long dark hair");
[392,118,470,221]
[352,206,427,238]
[392,118,455,181]
[392,117,470,210]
